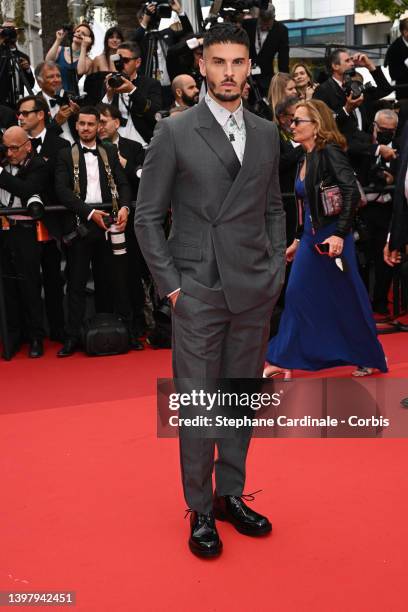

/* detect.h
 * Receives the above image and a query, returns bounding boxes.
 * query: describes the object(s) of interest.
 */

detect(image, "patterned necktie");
[226,114,244,164]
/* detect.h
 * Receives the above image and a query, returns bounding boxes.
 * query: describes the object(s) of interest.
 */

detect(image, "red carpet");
[1,334,408,611]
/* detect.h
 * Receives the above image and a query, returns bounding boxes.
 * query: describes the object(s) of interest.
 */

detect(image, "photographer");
[35,60,79,145]
[45,23,94,94]
[102,41,162,144]
[384,18,408,93]
[356,109,399,318]
[0,20,35,108]
[242,5,289,97]
[313,49,393,140]
[55,106,134,357]
[17,95,70,342]
[0,126,48,358]
[97,103,147,341]
[166,32,204,89]
[131,0,194,108]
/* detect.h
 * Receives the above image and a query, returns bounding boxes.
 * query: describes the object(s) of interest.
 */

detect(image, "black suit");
[110,74,162,144]
[34,129,71,339]
[55,143,132,340]
[242,19,289,95]
[390,125,408,251]
[0,154,48,343]
[385,37,408,90]
[0,104,17,131]
[117,136,148,333]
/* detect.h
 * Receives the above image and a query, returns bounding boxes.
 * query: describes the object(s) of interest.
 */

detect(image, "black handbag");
[82,313,129,356]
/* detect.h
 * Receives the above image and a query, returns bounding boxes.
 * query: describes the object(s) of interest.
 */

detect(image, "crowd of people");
[0,6,407,362]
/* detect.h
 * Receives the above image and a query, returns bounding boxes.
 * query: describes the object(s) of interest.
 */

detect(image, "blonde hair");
[267,72,295,118]
[296,99,347,151]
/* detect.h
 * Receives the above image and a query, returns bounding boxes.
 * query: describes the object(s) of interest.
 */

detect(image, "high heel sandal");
[263,364,292,380]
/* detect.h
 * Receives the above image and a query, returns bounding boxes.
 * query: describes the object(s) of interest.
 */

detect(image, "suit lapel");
[194,99,241,182]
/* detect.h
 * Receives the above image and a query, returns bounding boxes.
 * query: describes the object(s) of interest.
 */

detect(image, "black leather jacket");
[296,143,360,239]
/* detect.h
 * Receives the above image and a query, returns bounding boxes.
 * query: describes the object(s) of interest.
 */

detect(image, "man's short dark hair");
[118,41,141,59]
[203,24,249,51]
[400,17,408,33]
[17,95,50,123]
[275,96,300,117]
[328,48,347,74]
[78,106,100,120]
[97,103,123,123]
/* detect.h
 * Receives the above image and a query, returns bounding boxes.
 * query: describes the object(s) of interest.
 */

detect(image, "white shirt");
[0,165,32,220]
[255,28,268,55]
[80,141,103,206]
[333,76,363,130]
[102,88,147,148]
[42,91,75,145]
[405,165,408,202]
[205,93,246,164]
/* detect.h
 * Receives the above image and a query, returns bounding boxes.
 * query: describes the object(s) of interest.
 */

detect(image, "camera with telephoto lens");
[104,214,127,255]
[58,90,87,106]
[27,194,45,220]
[61,24,74,36]
[219,0,268,17]
[107,54,127,89]
[143,1,173,20]
[368,162,388,190]
[343,68,374,100]
[0,26,18,45]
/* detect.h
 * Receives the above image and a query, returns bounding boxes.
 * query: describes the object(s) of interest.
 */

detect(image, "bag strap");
[71,144,81,198]
[97,145,119,217]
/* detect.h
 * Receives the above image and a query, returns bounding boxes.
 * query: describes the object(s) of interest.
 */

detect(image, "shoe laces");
[240,489,263,502]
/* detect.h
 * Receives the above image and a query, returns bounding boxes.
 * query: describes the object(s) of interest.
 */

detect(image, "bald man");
[171,74,199,108]
[0,126,48,357]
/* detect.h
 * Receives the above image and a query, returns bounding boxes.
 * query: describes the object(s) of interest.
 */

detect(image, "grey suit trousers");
[172,290,273,513]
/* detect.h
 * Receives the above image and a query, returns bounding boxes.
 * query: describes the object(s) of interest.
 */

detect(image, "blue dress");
[56,47,79,93]
[266,178,388,371]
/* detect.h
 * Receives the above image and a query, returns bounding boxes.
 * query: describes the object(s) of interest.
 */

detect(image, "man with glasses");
[103,41,162,145]
[17,95,70,343]
[0,126,48,357]
[355,109,399,320]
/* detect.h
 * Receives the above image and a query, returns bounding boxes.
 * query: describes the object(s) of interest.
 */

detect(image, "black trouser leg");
[41,240,65,336]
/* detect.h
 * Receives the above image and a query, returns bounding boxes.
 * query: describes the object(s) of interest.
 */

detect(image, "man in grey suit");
[135,24,286,558]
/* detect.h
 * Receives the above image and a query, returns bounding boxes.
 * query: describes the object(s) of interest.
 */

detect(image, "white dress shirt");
[205,93,246,164]
[30,128,47,153]
[80,141,103,210]
[0,165,32,220]
[101,87,147,148]
[42,91,75,145]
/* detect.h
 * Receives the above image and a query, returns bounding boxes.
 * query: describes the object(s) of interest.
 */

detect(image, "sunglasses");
[121,57,138,64]
[17,109,40,117]
[2,140,30,153]
[291,118,315,126]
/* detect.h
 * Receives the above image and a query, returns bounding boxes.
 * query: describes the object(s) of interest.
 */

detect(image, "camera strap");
[71,144,120,218]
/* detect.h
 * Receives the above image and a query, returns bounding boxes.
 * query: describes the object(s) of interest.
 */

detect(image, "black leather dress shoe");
[57,339,79,357]
[213,494,272,536]
[188,511,222,558]
[129,334,144,351]
[28,339,44,358]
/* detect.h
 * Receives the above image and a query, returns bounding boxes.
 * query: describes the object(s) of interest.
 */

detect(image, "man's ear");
[247,58,252,77]
[199,57,206,78]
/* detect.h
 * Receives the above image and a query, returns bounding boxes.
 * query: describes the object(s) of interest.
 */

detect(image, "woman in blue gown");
[265,99,387,377]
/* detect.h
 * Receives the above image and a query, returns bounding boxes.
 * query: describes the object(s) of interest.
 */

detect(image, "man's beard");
[207,77,243,103]
[181,92,198,107]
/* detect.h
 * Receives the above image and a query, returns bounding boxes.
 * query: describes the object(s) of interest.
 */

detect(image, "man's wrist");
[167,288,180,298]
[87,208,96,221]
